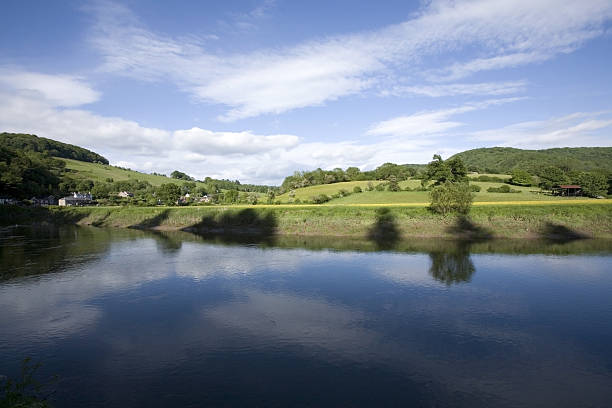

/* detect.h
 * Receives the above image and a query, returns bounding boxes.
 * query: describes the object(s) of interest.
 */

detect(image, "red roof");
[559,185,581,188]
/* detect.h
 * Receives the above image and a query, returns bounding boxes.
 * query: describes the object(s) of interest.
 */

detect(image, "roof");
[558,185,581,189]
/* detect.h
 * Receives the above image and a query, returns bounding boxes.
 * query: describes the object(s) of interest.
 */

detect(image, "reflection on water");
[1,225,612,407]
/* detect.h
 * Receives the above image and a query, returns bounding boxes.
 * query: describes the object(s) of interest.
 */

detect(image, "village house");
[198,194,211,203]
[59,192,93,206]
[30,196,58,206]
[118,191,134,198]
[0,197,19,205]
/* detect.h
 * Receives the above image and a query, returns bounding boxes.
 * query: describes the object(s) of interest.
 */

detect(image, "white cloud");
[0,68,100,107]
[367,98,522,138]
[469,112,612,148]
[173,127,299,155]
[88,0,612,120]
[383,80,527,98]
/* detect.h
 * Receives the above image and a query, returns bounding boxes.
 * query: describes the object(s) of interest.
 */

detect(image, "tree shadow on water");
[366,208,400,250]
[129,209,171,229]
[446,215,493,242]
[182,209,277,244]
[428,242,475,286]
[539,222,589,243]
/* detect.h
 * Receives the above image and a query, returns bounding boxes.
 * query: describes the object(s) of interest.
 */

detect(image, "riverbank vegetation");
[2,202,611,239]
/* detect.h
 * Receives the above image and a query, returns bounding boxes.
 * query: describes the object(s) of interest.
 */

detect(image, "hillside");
[61,158,207,188]
[0,133,109,164]
[451,147,612,174]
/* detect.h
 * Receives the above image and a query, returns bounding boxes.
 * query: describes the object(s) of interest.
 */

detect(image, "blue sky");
[1,0,611,184]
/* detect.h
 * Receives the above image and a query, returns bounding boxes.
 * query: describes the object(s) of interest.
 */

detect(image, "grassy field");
[277,178,592,204]
[60,158,208,187]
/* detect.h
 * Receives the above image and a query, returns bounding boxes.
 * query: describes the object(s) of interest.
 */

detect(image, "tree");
[510,169,534,186]
[539,166,568,190]
[387,175,400,191]
[170,170,193,181]
[346,167,361,181]
[575,172,607,197]
[156,183,181,205]
[421,155,467,186]
[266,189,276,204]
[429,182,474,215]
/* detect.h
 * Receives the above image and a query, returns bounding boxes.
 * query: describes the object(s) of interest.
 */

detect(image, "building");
[118,191,134,198]
[59,192,93,206]
[553,185,582,196]
[198,195,211,203]
[0,197,19,205]
[31,196,58,206]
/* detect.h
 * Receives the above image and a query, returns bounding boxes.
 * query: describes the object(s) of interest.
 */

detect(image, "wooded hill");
[450,147,612,174]
[0,133,109,164]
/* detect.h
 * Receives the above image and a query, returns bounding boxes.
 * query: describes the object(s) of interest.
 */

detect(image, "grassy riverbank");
[2,202,611,239]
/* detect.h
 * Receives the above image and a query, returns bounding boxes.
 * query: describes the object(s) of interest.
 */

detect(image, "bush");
[469,184,481,192]
[353,186,362,193]
[404,186,413,191]
[294,198,301,204]
[339,189,350,197]
[473,175,507,183]
[311,194,331,204]
[486,185,521,193]
[429,182,474,215]
[375,183,386,191]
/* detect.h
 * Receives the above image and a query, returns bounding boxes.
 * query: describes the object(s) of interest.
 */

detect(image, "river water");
[1,225,611,407]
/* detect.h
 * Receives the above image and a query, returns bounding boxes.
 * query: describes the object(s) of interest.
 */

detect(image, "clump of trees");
[279,163,422,193]
[424,155,473,215]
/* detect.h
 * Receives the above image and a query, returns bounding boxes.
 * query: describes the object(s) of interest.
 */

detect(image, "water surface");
[1,226,611,407]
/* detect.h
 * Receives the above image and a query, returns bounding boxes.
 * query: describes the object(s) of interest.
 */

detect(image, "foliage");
[510,169,534,186]
[451,146,612,174]
[353,186,362,193]
[471,175,509,183]
[156,183,181,205]
[0,357,56,407]
[387,176,401,192]
[421,155,468,186]
[575,172,608,197]
[171,170,194,181]
[429,182,474,215]
[486,185,521,193]
[469,184,481,192]
[0,146,65,198]
[0,132,108,164]
[539,166,569,190]
[311,194,331,204]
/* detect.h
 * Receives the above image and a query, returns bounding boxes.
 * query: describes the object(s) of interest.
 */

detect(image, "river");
[1,225,611,407]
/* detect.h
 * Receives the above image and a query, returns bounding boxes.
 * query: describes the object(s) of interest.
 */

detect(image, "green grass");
[276,180,386,202]
[2,203,611,239]
[282,179,594,204]
[60,158,208,187]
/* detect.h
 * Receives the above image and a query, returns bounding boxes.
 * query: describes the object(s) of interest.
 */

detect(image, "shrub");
[339,189,350,197]
[469,184,481,192]
[294,198,301,204]
[404,186,413,191]
[366,181,374,191]
[486,185,521,193]
[375,183,386,191]
[353,186,362,193]
[311,194,331,204]
[429,182,474,215]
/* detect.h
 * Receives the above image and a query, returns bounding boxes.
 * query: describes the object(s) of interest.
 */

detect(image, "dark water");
[1,226,612,407]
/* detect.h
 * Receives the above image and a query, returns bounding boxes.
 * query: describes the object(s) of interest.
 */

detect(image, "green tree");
[429,182,474,215]
[539,166,568,190]
[387,175,400,191]
[156,183,181,205]
[575,172,608,197]
[422,155,467,186]
[510,169,534,186]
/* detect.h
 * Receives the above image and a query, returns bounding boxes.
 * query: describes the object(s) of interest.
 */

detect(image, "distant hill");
[450,147,612,174]
[0,133,109,164]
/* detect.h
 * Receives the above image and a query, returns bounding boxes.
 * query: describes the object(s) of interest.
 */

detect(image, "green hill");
[451,147,612,174]
[0,133,109,164]
[61,158,206,187]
